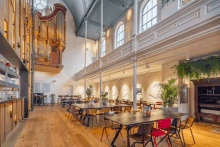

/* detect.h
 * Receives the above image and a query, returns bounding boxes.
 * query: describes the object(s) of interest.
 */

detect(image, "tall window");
[116,24,124,48]
[101,38,106,56]
[142,0,157,32]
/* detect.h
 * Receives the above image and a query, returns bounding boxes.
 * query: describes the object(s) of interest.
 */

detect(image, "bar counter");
[0,97,25,146]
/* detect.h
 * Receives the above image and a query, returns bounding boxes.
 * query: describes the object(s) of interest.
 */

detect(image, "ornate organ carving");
[34,4,66,71]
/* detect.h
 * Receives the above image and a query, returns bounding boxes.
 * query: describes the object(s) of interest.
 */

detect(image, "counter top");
[0,97,25,104]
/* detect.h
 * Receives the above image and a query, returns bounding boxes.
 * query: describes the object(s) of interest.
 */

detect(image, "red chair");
[152,117,172,147]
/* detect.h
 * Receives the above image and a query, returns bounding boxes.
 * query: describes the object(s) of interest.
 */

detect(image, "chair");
[152,117,172,147]
[42,95,47,104]
[84,109,98,127]
[71,106,82,127]
[124,106,132,112]
[158,117,184,147]
[155,102,163,109]
[113,106,122,114]
[180,117,195,146]
[101,108,111,114]
[137,103,142,110]
[100,111,125,144]
[129,122,155,147]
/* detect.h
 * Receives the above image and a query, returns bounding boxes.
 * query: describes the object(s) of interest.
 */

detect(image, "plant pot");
[51,99,55,104]
[103,100,107,105]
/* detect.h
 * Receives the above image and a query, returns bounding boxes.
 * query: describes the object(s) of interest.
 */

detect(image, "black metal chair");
[129,122,155,147]
[180,117,196,146]
[100,111,125,144]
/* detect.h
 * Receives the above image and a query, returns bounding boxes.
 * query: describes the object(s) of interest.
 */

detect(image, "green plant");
[177,56,220,80]
[161,0,175,9]
[160,78,180,107]
[86,85,93,98]
[50,94,55,100]
[101,92,108,101]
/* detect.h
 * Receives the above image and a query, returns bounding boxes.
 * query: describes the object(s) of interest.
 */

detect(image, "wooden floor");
[2,105,220,147]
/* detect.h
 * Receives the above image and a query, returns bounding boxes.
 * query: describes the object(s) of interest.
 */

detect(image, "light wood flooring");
[2,105,220,147]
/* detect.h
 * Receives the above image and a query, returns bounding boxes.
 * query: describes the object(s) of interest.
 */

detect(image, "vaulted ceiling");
[63,0,134,40]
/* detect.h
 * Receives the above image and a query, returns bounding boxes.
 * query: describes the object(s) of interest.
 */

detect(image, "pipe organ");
[34,4,66,71]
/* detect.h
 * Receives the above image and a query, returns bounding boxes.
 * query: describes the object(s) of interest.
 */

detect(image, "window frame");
[115,22,125,49]
[140,0,158,33]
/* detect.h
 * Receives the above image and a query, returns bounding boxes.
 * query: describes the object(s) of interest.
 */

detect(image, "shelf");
[0,80,20,89]
[0,31,27,71]
[0,62,20,79]
[198,94,220,96]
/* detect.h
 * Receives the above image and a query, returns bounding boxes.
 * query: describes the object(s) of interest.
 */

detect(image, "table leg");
[125,125,132,147]
[111,124,123,147]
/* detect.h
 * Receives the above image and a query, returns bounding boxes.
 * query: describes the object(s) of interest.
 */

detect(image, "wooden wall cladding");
[4,102,13,140]
[0,98,24,146]
[17,100,22,123]
[0,104,5,146]
[12,101,17,129]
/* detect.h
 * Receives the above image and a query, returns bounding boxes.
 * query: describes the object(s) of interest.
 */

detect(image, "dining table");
[73,103,131,126]
[104,110,186,147]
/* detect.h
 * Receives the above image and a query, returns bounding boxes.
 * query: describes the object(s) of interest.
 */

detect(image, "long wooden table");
[104,110,186,147]
[73,103,131,126]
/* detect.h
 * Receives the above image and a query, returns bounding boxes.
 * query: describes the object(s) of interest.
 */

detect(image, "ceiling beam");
[88,20,108,29]
[76,0,98,35]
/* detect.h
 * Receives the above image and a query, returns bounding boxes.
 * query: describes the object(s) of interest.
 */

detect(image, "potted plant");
[50,94,55,104]
[101,91,108,105]
[86,85,93,99]
[160,78,180,108]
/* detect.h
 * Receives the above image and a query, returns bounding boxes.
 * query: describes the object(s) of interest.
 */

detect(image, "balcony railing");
[74,0,220,81]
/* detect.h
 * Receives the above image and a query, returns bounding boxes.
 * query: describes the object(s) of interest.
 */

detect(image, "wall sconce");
[10,111,13,118]
[17,43,21,48]
[106,29,110,38]
[127,9,132,20]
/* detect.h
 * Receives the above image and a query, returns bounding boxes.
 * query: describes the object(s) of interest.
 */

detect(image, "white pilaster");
[84,21,87,99]
[99,0,103,101]
[133,58,137,111]
[132,0,138,111]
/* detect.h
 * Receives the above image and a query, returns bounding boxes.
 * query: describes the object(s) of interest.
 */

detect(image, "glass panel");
[152,6,157,18]
[153,0,157,6]
[147,21,151,28]
[143,5,148,14]
[147,10,152,21]
[121,33,124,41]
[122,24,124,31]
[152,17,157,25]
[143,14,147,24]
[142,24,146,31]
[148,0,152,10]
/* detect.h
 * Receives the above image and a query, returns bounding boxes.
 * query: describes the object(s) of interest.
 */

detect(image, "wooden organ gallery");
[34,4,67,72]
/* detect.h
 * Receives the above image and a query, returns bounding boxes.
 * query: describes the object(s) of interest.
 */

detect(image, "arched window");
[141,0,157,32]
[115,23,124,48]
[101,38,106,56]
